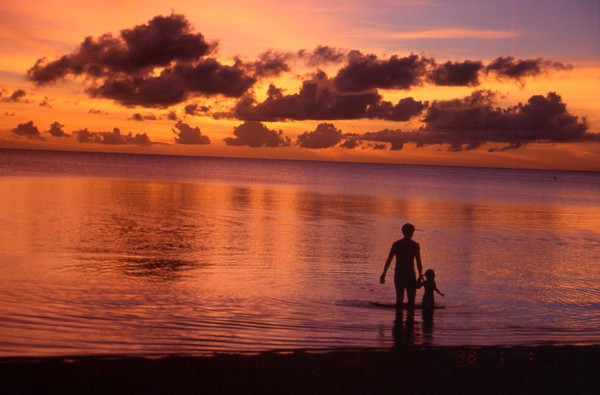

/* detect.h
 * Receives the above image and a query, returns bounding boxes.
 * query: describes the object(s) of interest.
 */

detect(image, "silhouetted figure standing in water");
[380,223,423,312]
[418,269,444,313]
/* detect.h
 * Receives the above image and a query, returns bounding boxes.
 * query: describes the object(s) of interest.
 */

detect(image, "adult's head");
[402,223,415,238]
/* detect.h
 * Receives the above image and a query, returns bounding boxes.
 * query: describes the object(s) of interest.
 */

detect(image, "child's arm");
[434,282,445,297]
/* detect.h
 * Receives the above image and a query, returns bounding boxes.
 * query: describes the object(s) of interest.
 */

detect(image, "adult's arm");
[416,243,423,279]
[380,245,395,284]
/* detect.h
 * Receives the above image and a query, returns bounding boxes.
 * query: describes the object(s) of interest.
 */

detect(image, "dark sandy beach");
[1,346,598,394]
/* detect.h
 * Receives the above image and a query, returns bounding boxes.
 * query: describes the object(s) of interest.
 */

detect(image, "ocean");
[1,149,599,357]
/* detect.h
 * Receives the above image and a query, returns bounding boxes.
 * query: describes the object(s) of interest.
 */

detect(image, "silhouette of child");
[418,269,444,311]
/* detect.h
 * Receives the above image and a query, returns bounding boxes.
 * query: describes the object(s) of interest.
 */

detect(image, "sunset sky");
[1,0,599,170]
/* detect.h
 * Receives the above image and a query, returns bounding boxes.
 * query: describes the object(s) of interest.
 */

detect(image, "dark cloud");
[4,112,16,116]
[223,121,290,147]
[89,108,107,115]
[487,142,524,152]
[12,121,44,139]
[485,56,571,80]
[429,60,483,86]
[167,111,178,121]
[27,14,214,83]
[298,46,347,66]
[332,51,432,92]
[297,123,342,149]
[85,58,255,107]
[1,89,27,103]
[229,72,425,122]
[75,127,151,145]
[26,14,256,107]
[129,112,158,121]
[340,137,359,149]
[39,96,52,107]
[344,129,406,151]
[184,103,210,116]
[172,121,210,145]
[422,91,591,149]
[343,91,595,152]
[366,97,427,121]
[47,121,70,137]
[326,52,569,92]
[251,51,292,78]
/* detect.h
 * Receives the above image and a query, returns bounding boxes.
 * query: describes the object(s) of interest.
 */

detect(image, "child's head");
[424,269,435,280]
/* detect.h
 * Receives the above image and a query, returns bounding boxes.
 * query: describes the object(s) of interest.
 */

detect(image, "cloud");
[340,137,359,149]
[47,121,70,137]
[298,45,347,66]
[89,108,108,115]
[342,91,595,152]
[429,60,483,86]
[26,14,256,107]
[485,56,571,80]
[27,14,214,83]
[39,97,52,107]
[229,72,426,122]
[251,51,292,78]
[332,51,432,92]
[129,112,158,121]
[75,127,151,145]
[12,121,44,139]
[184,103,210,116]
[366,97,428,121]
[344,129,407,150]
[328,52,565,92]
[223,121,290,147]
[297,123,343,149]
[172,121,210,145]
[86,58,255,107]
[422,91,591,149]
[167,111,178,121]
[1,89,27,102]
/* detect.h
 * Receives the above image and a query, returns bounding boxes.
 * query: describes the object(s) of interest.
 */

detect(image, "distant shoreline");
[3,146,599,174]
[2,345,598,394]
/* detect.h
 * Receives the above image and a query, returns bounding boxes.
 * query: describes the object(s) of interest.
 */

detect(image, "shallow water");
[1,149,599,356]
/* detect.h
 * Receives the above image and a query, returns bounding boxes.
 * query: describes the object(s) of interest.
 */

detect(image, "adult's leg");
[394,277,405,308]
[406,286,416,310]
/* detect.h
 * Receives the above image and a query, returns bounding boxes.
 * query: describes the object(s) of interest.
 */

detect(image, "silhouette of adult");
[380,223,423,311]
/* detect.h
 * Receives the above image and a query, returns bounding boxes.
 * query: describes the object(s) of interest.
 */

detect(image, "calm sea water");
[1,149,599,357]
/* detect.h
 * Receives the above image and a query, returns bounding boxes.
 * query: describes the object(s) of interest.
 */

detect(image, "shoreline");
[2,345,598,394]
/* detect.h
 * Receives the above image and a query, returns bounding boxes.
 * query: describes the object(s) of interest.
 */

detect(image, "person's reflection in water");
[421,308,434,345]
[392,308,417,347]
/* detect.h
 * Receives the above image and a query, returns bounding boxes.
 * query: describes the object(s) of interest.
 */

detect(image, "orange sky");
[1,0,599,171]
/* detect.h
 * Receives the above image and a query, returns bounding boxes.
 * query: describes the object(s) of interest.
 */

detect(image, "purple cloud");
[172,121,210,145]
[47,121,70,137]
[12,121,43,139]
[75,127,151,145]
[26,14,255,107]
[297,123,343,149]
[229,72,426,122]
[223,121,290,147]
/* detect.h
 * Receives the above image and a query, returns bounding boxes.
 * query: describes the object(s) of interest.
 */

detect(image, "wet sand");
[1,346,598,394]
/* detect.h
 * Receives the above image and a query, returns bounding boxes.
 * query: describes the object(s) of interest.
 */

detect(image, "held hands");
[379,274,386,284]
